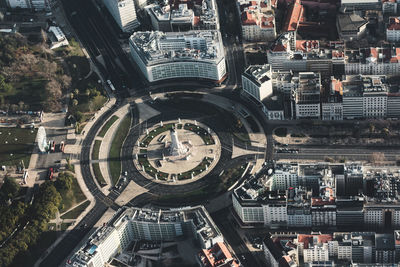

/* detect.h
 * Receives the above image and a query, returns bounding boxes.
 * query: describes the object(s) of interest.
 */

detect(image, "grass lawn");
[61,222,72,231]
[0,127,37,167]
[109,114,131,185]
[61,200,90,220]
[92,163,107,187]
[140,123,174,147]
[220,163,247,190]
[274,127,288,137]
[92,140,101,160]
[59,174,86,213]
[184,123,214,145]
[98,115,118,137]
[177,157,213,180]
[137,154,169,180]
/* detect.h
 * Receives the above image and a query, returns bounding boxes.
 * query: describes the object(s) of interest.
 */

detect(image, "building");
[321,78,343,120]
[238,0,276,41]
[6,0,48,9]
[197,242,240,267]
[267,33,345,75]
[101,0,139,32]
[6,0,29,8]
[336,13,368,41]
[271,164,298,191]
[129,30,226,83]
[382,0,398,14]
[296,234,332,263]
[283,0,304,33]
[48,26,69,50]
[340,75,389,119]
[340,0,381,11]
[344,47,400,75]
[263,233,298,267]
[67,206,223,267]
[387,17,400,42]
[145,0,219,32]
[242,65,273,102]
[293,72,321,119]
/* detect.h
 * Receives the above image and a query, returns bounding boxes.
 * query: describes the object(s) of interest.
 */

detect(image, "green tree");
[0,176,20,202]
[55,172,73,193]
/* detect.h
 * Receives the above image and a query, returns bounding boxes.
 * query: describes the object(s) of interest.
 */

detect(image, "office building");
[293,72,321,119]
[242,65,273,102]
[129,30,226,83]
[102,0,139,32]
[67,206,223,267]
[6,0,48,9]
[387,17,400,42]
[340,0,381,11]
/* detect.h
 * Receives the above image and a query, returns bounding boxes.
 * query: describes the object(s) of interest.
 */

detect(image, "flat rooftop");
[130,30,224,65]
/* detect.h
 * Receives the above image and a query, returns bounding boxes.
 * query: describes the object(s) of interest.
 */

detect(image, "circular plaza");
[133,119,221,184]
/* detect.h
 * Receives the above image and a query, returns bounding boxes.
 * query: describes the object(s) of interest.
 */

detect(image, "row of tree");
[0,178,63,267]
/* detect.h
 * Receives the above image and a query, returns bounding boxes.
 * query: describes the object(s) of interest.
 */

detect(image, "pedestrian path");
[95,104,130,195]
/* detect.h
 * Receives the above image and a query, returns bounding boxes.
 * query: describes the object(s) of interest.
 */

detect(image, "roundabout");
[133,119,221,184]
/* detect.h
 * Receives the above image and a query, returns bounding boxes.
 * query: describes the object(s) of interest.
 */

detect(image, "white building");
[345,47,400,75]
[6,0,29,8]
[238,0,276,41]
[382,0,398,14]
[387,17,400,42]
[293,72,321,119]
[242,65,273,101]
[67,206,223,267]
[271,165,298,191]
[48,26,69,50]
[296,234,332,263]
[341,75,389,119]
[129,31,226,83]
[102,0,139,32]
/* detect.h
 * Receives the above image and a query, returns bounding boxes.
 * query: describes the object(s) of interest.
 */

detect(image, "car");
[155,160,162,168]
[124,171,128,176]
[47,168,54,180]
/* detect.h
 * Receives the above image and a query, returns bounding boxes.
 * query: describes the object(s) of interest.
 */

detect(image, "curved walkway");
[94,104,130,194]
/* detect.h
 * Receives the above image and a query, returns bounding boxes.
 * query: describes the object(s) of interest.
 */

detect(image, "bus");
[106,80,115,91]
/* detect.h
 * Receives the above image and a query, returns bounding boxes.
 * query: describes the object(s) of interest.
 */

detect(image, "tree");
[73,88,79,95]
[72,99,78,106]
[55,172,73,193]
[0,176,20,202]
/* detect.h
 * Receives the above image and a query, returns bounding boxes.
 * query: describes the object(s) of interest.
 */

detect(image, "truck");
[106,80,115,91]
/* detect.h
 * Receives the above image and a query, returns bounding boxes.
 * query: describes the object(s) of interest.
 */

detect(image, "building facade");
[129,31,226,83]
[102,0,139,32]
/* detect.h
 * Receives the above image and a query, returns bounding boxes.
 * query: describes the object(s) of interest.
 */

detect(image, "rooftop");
[337,13,368,33]
[243,64,271,85]
[129,30,224,65]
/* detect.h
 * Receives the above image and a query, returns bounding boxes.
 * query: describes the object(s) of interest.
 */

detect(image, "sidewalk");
[34,97,116,267]
[95,104,130,194]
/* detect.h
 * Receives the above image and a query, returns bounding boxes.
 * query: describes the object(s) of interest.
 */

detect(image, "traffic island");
[133,119,221,184]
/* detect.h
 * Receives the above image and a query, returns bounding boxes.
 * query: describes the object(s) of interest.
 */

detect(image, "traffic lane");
[211,208,262,267]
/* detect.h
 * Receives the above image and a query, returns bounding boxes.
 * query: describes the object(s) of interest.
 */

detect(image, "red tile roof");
[198,242,239,267]
[283,0,304,32]
[388,17,400,31]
